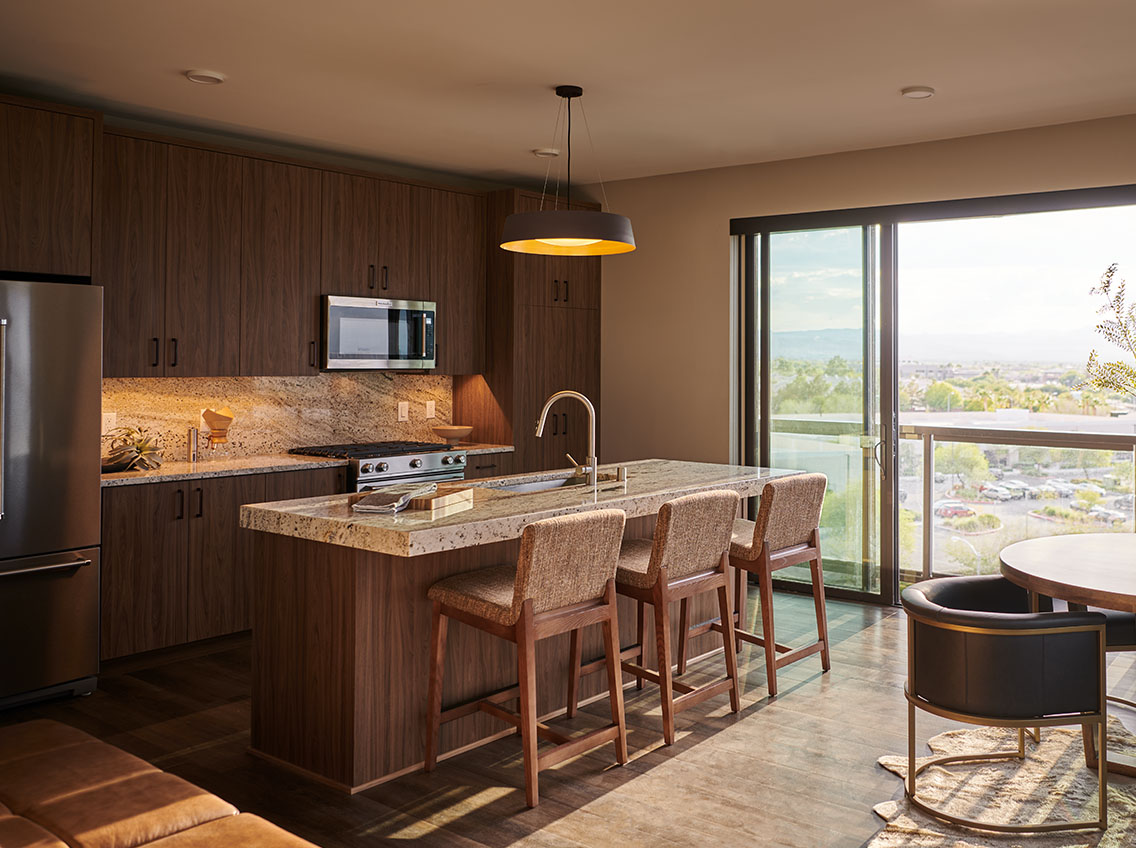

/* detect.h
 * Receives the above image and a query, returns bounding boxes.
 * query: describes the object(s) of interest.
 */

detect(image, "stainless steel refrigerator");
[0,279,102,707]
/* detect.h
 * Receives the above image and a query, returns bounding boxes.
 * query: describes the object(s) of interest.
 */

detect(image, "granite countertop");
[100,443,514,487]
[239,458,801,558]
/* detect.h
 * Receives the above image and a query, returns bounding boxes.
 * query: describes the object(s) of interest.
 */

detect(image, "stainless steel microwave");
[322,295,436,370]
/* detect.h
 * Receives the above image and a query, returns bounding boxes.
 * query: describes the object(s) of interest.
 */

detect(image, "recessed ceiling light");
[184,69,227,85]
[900,85,935,100]
[532,148,560,158]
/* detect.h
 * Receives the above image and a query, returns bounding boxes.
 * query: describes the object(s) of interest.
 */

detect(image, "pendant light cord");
[566,94,572,207]
[538,98,565,212]
[578,100,610,211]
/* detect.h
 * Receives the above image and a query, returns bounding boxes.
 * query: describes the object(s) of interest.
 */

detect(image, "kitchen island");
[240,459,799,792]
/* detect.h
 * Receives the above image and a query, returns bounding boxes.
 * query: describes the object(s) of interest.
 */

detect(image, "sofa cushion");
[25,771,237,848]
[0,740,157,811]
[0,812,68,848]
[142,814,320,848]
[0,720,93,766]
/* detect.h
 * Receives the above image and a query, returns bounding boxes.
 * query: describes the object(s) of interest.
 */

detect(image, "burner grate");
[288,441,450,459]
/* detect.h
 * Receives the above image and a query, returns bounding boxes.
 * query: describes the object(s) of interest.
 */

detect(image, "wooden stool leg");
[635,600,646,690]
[677,598,689,675]
[654,584,676,745]
[717,570,740,713]
[810,549,831,672]
[425,601,448,772]
[734,563,746,655]
[567,627,583,718]
[516,603,540,807]
[757,562,778,697]
[602,585,629,764]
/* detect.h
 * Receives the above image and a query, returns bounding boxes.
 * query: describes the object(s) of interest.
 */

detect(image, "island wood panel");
[100,481,188,659]
[0,102,94,276]
[240,158,321,376]
[377,180,431,300]
[262,466,347,501]
[320,171,379,296]
[165,145,242,376]
[432,189,486,374]
[249,511,726,791]
[187,473,266,641]
[99,134,167,376]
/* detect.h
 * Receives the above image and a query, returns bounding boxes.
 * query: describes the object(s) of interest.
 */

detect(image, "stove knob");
[442,455,454,465]
[410,458,423,469]
[377,462,389,473]
[457,455,466,464]
[360,463,373,474]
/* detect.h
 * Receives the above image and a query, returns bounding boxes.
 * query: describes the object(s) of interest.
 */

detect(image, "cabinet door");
[320,171,380,296]
[264,466,347,501]
[165,146,242,376]
[377,180,432,300]
[465,452,514,479]
[512,192,552,307]
[100,482,188,659]
[560,307,601,465]
[240,159,321,376]
[100,135,167,376]
[552,254,601,310]
[515,305,573,472]
[187,473,266,641]
[0,103,93,276]
[433,189,485,374]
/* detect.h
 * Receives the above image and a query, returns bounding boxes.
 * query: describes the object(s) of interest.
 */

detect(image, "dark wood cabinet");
[377,180,432,300]
[320,171,380,296]
[0,100,94,277]
[99,134,167,376]
[187,473,266,642]
[240,159,321,376]
[100,481,188,659]
[432,189,486,374]
[263,466,347,501]
[165,145,243,376]
[465,452,515,479]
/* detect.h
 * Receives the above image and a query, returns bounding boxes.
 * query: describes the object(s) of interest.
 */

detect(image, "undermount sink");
[485,472,619,495]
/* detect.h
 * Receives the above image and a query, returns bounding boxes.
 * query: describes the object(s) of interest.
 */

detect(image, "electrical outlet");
[101,412,117,433]
[398,401,409,422]
[425,400,436,419]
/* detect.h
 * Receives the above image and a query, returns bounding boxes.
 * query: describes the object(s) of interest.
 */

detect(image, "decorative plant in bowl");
[101,426,163,473]
[1085,264,1136,396]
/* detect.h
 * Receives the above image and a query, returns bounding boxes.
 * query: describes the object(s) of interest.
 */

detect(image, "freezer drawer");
[0,548,99,703]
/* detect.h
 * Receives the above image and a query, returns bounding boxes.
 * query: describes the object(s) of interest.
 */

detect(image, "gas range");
[288,441,468,492]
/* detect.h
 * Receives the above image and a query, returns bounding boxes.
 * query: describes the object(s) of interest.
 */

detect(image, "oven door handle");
[0,556,91,579]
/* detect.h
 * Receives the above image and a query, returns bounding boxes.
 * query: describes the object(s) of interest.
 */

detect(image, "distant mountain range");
[772,328,1097,365]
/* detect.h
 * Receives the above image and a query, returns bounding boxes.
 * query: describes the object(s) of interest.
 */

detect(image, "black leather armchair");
[901,575,1108,833]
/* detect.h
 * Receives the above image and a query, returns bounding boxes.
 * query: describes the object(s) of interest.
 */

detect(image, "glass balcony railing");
[898,424,1136,585]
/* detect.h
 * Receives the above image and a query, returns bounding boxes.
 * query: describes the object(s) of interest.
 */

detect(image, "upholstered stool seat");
[425,509,629,808]
[572,490,741,746]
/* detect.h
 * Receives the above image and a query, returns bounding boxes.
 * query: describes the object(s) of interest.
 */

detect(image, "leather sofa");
[0,719,318,848]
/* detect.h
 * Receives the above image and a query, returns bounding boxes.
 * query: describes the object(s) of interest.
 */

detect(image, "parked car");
[979,483,1013,501]
[1045,479,1075,497]
[933,501,974,518]
[1115,493,1135,510]
[1036,483,1060,499]
[1074,482,1107,496]
[989,467,1005,480]
[1003,479,1038,499]
[933,472,945,484]
[1089,506,1127,524]
[1070,499,1091,512]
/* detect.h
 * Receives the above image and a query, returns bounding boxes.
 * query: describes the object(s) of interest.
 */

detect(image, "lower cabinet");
[465,453,514,479]
[100,465,347,659]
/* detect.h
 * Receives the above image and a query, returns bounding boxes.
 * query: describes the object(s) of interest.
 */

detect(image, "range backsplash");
[102,373,453,458]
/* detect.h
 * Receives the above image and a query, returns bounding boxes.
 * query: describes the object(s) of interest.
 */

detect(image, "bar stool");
[571,490,741,745]
[424,509,627,808]
[693,472,829,698]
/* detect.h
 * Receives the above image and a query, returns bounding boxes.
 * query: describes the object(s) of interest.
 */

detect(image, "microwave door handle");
[420,314,427,359]
[0,318,6,519]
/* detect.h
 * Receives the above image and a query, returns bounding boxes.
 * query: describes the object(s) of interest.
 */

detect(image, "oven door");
[323,296,436,370]
[356,469,466,493]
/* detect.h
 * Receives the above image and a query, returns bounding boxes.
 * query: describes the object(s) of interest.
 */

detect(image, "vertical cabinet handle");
[169,338,178,368]
[0,319,6,521]
[381,265,389,291]
[151,337,160,368]
[175,488,185,520]
[553,279,559,302]
[309,340,317,368]
[194,487,204,518]
[563,279,569,302]
[368,264,376,290]
[552,414,559,436]
[562,412,568,436]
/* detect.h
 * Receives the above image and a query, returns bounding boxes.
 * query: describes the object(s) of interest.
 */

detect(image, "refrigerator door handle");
[0,555,91,579]
[0,318,6,520]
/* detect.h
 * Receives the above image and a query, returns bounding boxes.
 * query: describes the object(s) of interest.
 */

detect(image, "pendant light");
[500,85,635,256]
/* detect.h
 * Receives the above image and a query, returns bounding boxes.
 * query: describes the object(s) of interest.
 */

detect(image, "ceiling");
[3,1,1136,185]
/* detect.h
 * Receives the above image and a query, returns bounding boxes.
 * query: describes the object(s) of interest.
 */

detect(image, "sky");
[767,204,1136,364]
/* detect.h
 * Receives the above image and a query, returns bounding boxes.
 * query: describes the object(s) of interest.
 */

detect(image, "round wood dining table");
[999,533,1136,613]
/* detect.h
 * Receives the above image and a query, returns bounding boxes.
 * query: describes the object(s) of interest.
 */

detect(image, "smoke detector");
[185,69,227,85]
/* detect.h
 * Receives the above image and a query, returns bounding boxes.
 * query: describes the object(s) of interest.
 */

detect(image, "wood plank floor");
[5,592,1129,847]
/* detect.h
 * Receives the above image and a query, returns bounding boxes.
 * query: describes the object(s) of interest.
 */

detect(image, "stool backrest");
[514,509,627,615]
[648,490,739,582]
[752,473,827,553]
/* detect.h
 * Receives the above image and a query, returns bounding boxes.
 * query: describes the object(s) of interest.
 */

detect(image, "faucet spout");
[534,390,598,488]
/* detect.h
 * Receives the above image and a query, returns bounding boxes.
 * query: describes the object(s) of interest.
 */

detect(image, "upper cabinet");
[320,171,379,296]
[0,100,94,277]
[432,189,486,375]
[240,159,321,376]
[377,180,432,300]
[165,146,243,376]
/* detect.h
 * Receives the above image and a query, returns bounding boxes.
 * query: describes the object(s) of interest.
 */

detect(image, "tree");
[925,381,962,411]
[934,442,990,487]
[1075,489,1103,510]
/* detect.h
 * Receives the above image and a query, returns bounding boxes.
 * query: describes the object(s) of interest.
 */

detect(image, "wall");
[102,373,451,459]
[596,114,1136,465]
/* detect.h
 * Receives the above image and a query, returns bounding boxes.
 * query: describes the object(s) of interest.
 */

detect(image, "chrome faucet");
[535,390,597,487]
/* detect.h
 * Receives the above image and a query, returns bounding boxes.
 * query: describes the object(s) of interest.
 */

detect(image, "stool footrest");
[773,640,825,669]
[619,660,695,693]
[537,725,622,771]
[440,684,520,724]
[673,677,736,712]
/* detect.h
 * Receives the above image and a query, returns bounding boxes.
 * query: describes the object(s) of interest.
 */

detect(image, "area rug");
[870,720,1136,847]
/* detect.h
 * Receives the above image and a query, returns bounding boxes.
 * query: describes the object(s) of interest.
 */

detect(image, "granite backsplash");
[102,373,453,458]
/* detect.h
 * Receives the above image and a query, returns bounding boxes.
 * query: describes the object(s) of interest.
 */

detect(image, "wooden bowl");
[432,425,473,446]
